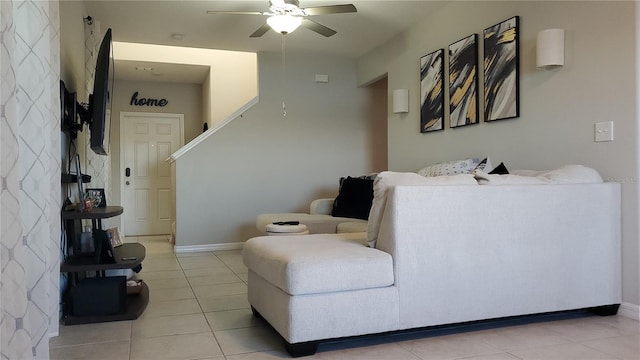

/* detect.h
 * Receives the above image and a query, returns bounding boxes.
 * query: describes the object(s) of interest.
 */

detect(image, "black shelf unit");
[62,205,124,220]
[61,243,145,272]
[61,206,149,325]
[61,173,92,184]
[62,283,149,325]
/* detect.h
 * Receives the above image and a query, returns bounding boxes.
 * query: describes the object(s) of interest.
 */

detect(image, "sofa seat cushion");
[337,221,368,234]
[243,233,394,296]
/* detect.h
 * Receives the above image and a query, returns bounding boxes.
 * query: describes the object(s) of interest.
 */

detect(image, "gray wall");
[110,80,203,207]
[59,0,88,315]
[175,51,385,247]
[357,1,639,307]
[59,0,88,179]
[60,1,86,100]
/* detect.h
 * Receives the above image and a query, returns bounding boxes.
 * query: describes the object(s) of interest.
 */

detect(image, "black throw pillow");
[489,162,510,175]
[331,177,374,220]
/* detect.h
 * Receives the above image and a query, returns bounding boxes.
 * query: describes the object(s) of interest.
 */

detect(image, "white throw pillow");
[537,165,603,184]
[510,169,546,177]
[474,171,550,185]
[477,165,603,185]
[367,172,478,247]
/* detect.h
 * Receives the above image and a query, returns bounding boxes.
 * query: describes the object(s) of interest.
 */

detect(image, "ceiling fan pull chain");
[281,34,287,117]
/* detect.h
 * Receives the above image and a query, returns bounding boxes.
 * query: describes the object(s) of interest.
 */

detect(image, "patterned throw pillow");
[417,158,481,177]
[471,158,508,176]
[473,158,494,173]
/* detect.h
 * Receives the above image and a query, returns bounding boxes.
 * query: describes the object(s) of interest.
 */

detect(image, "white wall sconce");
[393,89,409,113]
[536,28,565,69]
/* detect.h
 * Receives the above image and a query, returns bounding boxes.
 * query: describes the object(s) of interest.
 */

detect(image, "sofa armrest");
[310,198,335,215]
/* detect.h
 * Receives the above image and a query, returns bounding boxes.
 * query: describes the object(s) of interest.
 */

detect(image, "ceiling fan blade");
[301,19,337,37]
[206,10,267,16]
[303,4,357,16]
[250,23,272,38]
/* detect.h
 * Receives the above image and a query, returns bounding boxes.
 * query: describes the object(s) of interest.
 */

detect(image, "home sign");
[130,91,168,107]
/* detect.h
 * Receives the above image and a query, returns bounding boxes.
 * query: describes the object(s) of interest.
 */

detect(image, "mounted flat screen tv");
[89,28,114,155]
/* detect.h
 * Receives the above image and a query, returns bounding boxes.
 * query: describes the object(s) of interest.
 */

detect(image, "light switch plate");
[595,121,614,142]
[315,74,329,83]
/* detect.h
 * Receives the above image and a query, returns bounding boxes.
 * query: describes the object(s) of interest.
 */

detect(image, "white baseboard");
[174,242,244,254]
[618,302,640,320]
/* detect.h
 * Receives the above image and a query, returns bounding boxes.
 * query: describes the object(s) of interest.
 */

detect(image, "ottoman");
[242,233,398,356]
[265,222,309,236]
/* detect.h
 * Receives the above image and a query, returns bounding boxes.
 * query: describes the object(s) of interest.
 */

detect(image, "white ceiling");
[84,0,439,83]
[114,60,210,83]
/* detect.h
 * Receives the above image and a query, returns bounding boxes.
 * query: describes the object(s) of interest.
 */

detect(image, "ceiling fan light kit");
[207,0,356,37]
[267,14,303,34]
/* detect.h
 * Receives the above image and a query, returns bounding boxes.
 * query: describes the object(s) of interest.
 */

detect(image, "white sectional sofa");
[256,198,368,235]
[243,169,622,357]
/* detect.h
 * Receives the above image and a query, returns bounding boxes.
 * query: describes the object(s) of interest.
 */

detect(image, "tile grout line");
[181,249,228,358]
[128,319,133,360]
[208,250,244,357]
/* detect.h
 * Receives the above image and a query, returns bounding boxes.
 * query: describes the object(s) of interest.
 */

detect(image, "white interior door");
[121,112,184,236]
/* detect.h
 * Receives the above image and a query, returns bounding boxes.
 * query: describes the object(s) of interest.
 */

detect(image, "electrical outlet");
[595,121,614,142]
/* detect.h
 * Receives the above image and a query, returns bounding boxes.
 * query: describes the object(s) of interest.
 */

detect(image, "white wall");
[112,42,257,128]
[174,51,384,247]
[110,80,202,207]
[202,71,212,129]
[357,1,639,309]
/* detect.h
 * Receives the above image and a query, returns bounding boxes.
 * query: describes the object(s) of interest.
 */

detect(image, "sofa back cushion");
[367,172,478,247]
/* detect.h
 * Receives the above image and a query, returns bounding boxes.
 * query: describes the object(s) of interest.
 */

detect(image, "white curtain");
[1,0,61,359]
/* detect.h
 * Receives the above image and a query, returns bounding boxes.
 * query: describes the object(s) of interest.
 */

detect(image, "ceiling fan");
[206,0,357,38]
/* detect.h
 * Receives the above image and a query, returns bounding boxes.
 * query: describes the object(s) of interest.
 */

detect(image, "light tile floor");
[50,235,640,360]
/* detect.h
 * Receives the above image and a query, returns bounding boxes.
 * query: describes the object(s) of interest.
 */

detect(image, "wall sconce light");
[536,28,565,69]
[393,89,409,113]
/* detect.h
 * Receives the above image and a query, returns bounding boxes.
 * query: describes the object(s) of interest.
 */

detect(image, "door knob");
[125,167,131,177]
[126,181,130,186]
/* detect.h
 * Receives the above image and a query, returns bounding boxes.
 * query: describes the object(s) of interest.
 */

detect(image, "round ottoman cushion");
[266,223,309,235]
